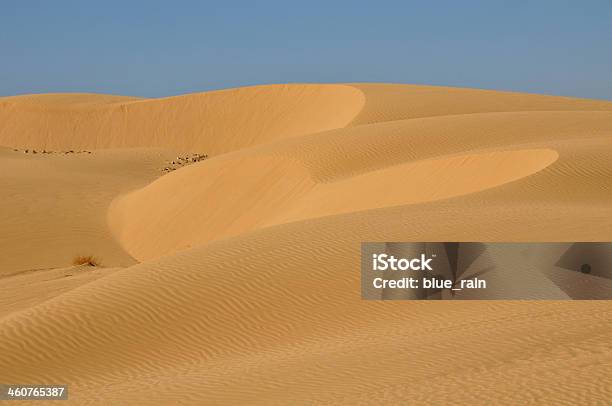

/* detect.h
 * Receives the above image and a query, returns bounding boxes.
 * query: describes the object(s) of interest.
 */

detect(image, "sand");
[1,84,612,404]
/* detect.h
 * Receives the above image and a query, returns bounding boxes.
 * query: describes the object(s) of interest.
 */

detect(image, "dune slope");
[0,84,365,154]
[0,147,175,274]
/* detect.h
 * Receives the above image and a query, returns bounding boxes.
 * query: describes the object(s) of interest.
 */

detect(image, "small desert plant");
[72,255,100,267]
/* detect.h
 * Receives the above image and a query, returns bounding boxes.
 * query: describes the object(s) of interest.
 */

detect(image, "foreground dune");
[1,84,612,405]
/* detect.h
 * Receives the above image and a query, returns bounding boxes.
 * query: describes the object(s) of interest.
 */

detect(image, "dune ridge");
[1,84,612,404]
[109,148,561,261]
[0,84,365,154]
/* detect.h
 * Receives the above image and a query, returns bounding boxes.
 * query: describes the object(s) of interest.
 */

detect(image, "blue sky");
[1,0,611,99]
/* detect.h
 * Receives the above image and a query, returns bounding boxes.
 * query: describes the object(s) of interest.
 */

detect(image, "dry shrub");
[72,255,100,267]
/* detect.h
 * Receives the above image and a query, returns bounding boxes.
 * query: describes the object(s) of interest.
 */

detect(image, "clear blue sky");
[2,0,611,99]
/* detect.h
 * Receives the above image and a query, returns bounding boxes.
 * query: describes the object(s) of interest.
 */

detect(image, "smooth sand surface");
[1,84,612,404]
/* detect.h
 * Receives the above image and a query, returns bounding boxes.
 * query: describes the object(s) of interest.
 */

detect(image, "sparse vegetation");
[162,153,209,173]
[13,148,92,154]
[72,255,100,267]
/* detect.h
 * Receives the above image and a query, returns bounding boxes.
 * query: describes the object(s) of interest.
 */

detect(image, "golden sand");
[1,84,611,404]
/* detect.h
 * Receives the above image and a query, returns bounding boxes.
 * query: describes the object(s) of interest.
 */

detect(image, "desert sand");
[1,84,612,404]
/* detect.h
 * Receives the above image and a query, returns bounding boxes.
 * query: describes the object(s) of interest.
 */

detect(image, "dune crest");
[0,84,365,154]
[109,149,559,261]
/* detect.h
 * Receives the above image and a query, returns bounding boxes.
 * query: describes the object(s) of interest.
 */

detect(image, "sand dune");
[1,84,612,404]
[110,148,561,261]
[0,85,365,154]
[0,147,171,274]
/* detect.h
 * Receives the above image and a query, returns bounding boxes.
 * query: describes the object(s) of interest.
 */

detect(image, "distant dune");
[1,84,612,404]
